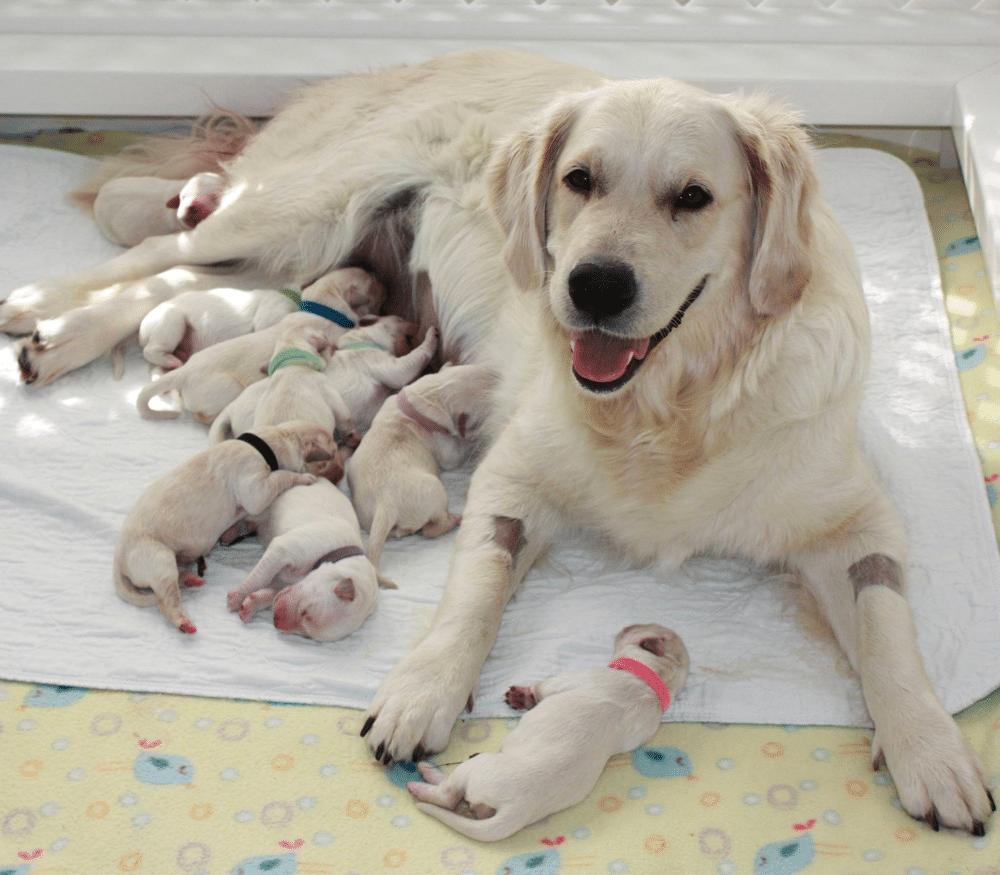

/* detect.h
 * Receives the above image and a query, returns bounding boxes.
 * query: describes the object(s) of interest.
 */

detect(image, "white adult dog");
[1,50,991,833]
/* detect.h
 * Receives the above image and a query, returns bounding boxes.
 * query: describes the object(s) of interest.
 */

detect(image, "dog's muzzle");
[570,275,707,395]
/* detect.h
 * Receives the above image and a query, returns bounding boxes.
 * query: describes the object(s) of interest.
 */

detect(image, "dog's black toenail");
[360,716,375,738]
[926,807,940,831]
[412,744,426,764]
[988,789,996,812]
[972,820,986,837]
[374,742,385,761]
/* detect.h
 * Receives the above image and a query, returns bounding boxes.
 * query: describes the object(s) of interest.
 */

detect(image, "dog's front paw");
[14,317,108,386]
[874,704,994,834]
[361,641,478,765]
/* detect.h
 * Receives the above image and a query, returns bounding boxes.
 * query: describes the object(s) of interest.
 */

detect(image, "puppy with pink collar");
[407,622,689,841]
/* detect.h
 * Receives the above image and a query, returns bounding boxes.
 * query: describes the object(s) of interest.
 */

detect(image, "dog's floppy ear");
[729,95,817,317]
[488,95,581,292]
[639,635,667,658]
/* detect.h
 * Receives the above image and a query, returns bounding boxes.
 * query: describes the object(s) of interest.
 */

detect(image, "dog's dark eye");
[564,169,592,194]
[675,185,712,211]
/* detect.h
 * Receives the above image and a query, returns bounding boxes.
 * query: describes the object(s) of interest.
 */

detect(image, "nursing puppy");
[113,420,335,634]
[139,285,298,371]
[322,318,438,433]
[206,318,359,476]
[347,364,494,568]
[92,172,224,247]
[226,479,395,641]
[408,623,689,841]
[137,267,382,422]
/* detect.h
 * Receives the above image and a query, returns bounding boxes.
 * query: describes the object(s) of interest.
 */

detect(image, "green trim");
[268,347,326,375]
[278,287,302,306]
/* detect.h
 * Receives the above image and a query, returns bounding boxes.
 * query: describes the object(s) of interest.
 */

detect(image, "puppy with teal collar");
[136,267,382,424]
[407,622,689,841]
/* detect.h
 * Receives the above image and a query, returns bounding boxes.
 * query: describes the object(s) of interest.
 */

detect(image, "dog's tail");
[136,371,183,419]
[413,802,523,842]
[112,562,158,608]
[364,505,395,570]
[208,403,236,443]
[69,109,258,211]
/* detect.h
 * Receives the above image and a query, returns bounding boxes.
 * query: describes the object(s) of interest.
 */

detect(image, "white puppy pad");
[1,144,998,727]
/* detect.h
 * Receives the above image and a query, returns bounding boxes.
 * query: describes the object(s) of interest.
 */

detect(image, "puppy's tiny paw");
[504,685,537,711]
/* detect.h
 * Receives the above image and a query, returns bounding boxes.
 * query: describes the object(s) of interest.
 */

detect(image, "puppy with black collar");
[226,478,396,641]
[407,622,689,841]
[113,420,336,634]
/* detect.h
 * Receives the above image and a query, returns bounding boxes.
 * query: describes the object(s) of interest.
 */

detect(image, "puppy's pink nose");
[272,597,295,631]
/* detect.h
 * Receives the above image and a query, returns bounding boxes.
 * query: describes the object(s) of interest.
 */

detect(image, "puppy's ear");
[729,95,817,317]
[488,95,582,292]
[639,635,667,658]
[334,578,356,602]
[304,445,333,464]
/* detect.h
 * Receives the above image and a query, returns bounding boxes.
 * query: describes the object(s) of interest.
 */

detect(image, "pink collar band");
[608,657,672,712]
[396,389,451,435]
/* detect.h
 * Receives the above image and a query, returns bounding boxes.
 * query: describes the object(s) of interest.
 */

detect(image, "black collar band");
[236,432,280,472]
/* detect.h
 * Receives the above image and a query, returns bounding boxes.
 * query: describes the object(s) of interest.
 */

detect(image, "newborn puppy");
[226,479,395,641]
[323,318,438,434]
[112,420,336,634]
[347,364,494,567]
[136,267,383,423]
[139,286,297,370]
[92,176,188,247]
[408,623,690,841]
[207,318,363,460]
[167,172,225,229]
[92,172,224,247]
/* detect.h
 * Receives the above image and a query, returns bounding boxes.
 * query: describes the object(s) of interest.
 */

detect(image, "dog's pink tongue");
[571,331,650,383]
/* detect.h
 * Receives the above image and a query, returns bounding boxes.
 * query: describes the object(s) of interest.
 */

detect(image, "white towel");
[1,144,997,726]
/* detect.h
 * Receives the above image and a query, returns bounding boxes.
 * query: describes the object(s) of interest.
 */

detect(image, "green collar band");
[268,347,326,375]
[279,287,302,306]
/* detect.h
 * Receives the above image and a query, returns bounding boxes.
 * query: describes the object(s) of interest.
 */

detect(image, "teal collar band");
[337,340,383,352]
[268,347,326,375]
[279,287,302,306]
[300,299,355,328]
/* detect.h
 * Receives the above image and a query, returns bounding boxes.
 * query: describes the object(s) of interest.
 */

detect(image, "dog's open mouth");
[570,276,707,393]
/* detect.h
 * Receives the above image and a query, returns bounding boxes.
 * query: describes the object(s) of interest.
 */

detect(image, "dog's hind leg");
[119,542,198,633]
[790,487,993,835]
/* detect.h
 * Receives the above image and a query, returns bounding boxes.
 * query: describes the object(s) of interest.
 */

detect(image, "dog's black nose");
[567,260,637,322]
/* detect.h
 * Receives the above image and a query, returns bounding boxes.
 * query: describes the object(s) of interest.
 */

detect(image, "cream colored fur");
[112,420,334,634]
[4,50,991,833]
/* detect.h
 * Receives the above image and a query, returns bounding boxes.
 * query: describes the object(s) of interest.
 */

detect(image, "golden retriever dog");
[1,49,991,834]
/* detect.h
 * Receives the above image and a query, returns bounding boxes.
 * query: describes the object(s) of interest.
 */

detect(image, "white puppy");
[408,622,689,841]
[113,420,337,634]
[322,318,438,434]
[92,173,224,247]
[168,172,225,230]
[347,364,495,567]
[226,479,395,641]
[207,319,366,448]
[136,267,383,423]
[139,286,298,371]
